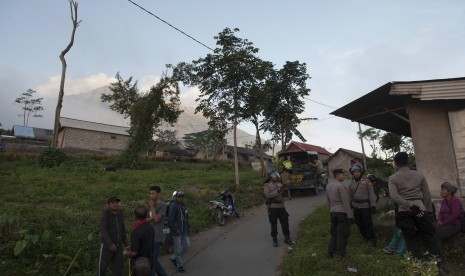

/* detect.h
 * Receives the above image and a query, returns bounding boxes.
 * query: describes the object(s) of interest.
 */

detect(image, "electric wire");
[127,0,214,51]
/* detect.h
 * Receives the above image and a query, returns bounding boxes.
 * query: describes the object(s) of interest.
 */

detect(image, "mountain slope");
[61,86,257,147]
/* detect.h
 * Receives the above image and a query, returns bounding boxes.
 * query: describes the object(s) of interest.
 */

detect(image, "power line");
[127,0,214,51]
[304,97,337,109]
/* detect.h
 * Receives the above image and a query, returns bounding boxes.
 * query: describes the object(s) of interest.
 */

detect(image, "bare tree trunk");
[233,116,240,186]
[51,0,81,147]
[255,123,265,176]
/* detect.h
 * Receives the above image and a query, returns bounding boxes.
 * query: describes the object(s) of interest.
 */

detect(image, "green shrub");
[38,147,68,168]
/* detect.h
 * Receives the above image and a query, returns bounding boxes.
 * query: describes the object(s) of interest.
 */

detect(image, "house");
[331,77,465,198]
[225,145,273,163]
[327,148,368,176]
[57,117,130,155]
[280,141,332,162]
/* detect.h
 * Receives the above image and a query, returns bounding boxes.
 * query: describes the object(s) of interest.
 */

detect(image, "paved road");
[158,191,327,276]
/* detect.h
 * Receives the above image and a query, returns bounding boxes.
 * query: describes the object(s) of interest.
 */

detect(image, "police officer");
[264,171,295,247]
[389,152,446,273]
[349,164,377,246]
[327,168,354,258]
[282,156,293,174]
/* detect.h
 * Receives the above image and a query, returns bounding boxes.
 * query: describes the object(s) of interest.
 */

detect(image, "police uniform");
[264,173,294,247]
[327,169,353,258]
[350,177,377,245]
[388,152,443,262]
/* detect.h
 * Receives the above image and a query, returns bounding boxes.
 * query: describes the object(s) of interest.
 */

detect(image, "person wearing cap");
[264,171,295,247]
[437,182,464,240]
[327,168,354,258]
[147,186,168,276]
[167,190,190,273]
[348,164,377,246]
[388,152,446,273]
[98,196,129,276]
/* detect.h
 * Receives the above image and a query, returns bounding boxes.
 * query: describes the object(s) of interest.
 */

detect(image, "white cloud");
[180,86,200,108]
[36,73,115,96]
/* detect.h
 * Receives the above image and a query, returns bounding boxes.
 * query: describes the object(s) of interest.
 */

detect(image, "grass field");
[0,154,265,275]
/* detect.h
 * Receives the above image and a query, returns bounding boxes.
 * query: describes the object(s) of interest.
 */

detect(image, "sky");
[1,0,465,155]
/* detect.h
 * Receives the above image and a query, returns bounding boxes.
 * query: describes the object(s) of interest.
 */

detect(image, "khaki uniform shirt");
[388,166,432,212]
[349,179,376,209]
[326,179,353,218]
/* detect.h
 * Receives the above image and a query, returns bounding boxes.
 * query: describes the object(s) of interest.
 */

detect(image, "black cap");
[332,168,344,175]
[107,196,120,204]
[394,152,409,163]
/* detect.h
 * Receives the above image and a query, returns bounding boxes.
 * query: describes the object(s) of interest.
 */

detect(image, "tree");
[379,132,402,159]
[101,69,182,168]
[242,59,274,176]
[52,0,81,147]
[153,129,178,153]
[358,127,381,158]
[380,132,414,160]
[175,28,264,185]
[262,61,311,151]
[14,89,44,126]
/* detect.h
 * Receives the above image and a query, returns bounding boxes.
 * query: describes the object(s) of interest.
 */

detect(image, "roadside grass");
[0,156,265,275]
[283,204,432,276]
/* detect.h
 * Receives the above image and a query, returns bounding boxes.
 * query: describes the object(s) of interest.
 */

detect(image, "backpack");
[163,200,175,233]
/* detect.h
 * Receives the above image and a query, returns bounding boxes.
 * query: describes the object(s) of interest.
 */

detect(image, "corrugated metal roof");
[60,117,129,136]
[12,125,52,140]
[331,77,465,137]
[13,125,35,138]
[390,78,465,100]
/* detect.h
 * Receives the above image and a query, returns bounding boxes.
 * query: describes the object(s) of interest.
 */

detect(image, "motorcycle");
[367,172,390,202]
[209,189,240,226]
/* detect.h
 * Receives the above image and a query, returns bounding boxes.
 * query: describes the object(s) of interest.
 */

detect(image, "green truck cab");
[279,151,327,195]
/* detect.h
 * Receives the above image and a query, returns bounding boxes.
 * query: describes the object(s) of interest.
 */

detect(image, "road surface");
[158,191,327,276]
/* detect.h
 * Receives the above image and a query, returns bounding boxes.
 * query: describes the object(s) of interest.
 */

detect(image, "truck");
[278,150,327,195]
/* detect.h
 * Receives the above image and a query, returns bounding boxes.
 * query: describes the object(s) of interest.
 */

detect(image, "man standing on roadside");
[98,196,128,276]
[264,171,295,247]
[168,190,190,273]
[389,152,446,274]
[349,164,377,246]
[147,186,168,276]
[327,169,353,258]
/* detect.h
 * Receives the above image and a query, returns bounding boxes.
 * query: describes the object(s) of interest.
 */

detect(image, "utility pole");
[358,123,367,171]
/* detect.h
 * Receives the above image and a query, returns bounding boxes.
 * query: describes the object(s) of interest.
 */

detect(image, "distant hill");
[60,86,259,148]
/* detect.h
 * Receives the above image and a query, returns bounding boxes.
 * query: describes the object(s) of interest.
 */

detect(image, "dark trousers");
[353,208,376,245]
[437,223,461,240]
[328,212,350,257]
[397,211,443,260]
[98,243,124,276]
[268,207,290,238]
[151,241,167,276]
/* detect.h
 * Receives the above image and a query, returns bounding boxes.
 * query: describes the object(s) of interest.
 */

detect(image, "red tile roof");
[283,141,332,155]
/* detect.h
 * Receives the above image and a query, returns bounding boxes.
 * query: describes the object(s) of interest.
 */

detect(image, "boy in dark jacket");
[98,197,128,276]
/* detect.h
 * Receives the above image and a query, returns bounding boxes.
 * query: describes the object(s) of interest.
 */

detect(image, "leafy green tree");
[174,28,265,185]
[380,132,414,160]
[14,89,44,126]
[358,127,381,158]
[153,129,178,153]
[101,69,182,168]
[379,132,402,159]
[262,61,311,151]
